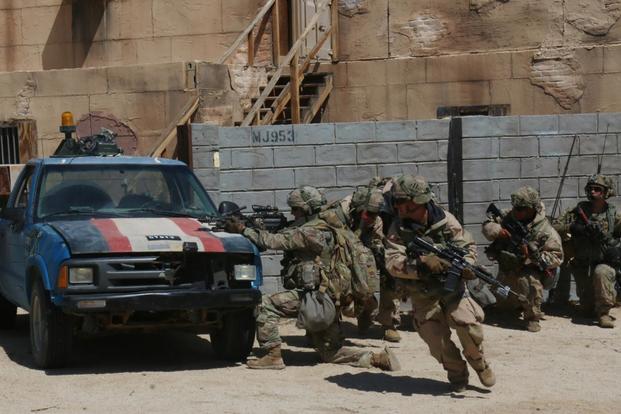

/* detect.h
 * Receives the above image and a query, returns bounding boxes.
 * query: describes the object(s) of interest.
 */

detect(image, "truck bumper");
[57,288,262,312]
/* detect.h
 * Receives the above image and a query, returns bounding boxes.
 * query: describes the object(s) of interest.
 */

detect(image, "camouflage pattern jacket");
[554,201,621,265]
[384,203,476,299]
[330,195,384,253]
[482,204,563,273]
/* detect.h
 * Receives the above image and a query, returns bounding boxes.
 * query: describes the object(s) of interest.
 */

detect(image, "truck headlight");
[234,264,256,281]
[69,267,94,284]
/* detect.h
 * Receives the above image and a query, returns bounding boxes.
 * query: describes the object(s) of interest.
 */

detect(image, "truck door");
[0,165,34,306]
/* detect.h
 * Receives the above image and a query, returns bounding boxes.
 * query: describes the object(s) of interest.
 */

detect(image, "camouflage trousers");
[375,281,402,329]
[497,270,544,321]
[571,263,617,316]
[256,290,374,367]
[405,286,488,385]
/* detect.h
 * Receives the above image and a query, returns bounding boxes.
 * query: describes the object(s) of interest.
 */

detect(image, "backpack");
[316,210,379,302]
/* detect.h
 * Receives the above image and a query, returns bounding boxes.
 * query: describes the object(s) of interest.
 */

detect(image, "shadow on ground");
[0,315,240,375]
[326,372,491,397]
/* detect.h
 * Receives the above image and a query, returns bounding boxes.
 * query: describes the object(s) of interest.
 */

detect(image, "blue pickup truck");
[0,155,262,368]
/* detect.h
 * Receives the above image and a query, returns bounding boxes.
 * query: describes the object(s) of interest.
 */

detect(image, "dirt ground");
[0,306,620,414]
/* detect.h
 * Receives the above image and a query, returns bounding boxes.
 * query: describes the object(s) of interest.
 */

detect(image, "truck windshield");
[36,164,217,220]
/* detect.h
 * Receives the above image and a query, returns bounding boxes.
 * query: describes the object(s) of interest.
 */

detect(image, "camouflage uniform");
[236,186,399,370]
[385,175,494,390]
[482,187,563,331]
[554,175,620,327]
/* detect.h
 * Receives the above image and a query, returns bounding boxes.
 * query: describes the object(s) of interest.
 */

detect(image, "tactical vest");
[571,201,617,265]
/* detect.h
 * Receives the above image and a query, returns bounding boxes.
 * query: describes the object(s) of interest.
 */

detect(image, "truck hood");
[50,217,255,255]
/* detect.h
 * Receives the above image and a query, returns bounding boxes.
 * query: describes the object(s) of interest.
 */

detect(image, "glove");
[461,267,476,280]
[419,254,451,273]
[224,216,246,233]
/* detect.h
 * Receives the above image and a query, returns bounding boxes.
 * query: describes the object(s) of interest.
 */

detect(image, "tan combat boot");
[476,365,496,388]
[526,320,541,332]
[383,328,402,343]
[246,345,285,370]
[598,314,615,329]
[370,346,401,371]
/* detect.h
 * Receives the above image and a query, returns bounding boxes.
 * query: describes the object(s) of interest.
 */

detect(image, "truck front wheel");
[210,309,255,361]
[30,279,74,369]
[0,293,16,329]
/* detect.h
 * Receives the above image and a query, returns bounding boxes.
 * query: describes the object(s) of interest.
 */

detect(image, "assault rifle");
[486,203,530,259]
[210,201,288,232]
[406,236,523,300]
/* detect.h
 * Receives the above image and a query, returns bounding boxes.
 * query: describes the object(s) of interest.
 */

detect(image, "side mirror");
[2,206,25,223]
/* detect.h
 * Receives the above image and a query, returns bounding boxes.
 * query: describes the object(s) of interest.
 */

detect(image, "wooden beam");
[330,0,339,62]
[14,119,37,162]
[271,0,281,66]
[247,31,255,66]
[253,7,273,62]
[303,74,332,123]
[290,51,301,124]
[216,0,276,64]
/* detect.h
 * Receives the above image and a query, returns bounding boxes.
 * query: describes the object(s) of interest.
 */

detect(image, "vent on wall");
[0,124,20,164]
[437,105,510,119]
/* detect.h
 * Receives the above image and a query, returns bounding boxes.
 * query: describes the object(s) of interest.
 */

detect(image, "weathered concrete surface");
[529,49,585,110]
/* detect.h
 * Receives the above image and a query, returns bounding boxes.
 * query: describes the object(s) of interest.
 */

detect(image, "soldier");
[225,185,400,370]
[329,186,401,342]
[482,187,563,332]
[554,175,620,328]
[384,175,495,392]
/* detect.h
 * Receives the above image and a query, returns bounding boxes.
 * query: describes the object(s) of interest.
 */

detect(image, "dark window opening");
[437,105,510,119]
[0,124,20,164]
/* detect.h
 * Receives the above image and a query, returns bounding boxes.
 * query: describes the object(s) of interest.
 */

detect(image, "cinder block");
[579,134,619,155]
[597,112,621,132]
[558,113,598,134]
[357,143,398,163]
[417,119,450,140]
[316,144,356,165]
[218,149,232,169]
[293,123,335,145]
[194,168,220,190]
[464,224,489,245]
[499,136,539,158]
[260,254,284,278]
[463,159,520,180]
[418,163,447,182]
[379,163,418,177]
[107,62,187,92]
[335,122,376,143]
[192,148,216,168]
[33,68,107,96]
[539,135,577,156]
[462,181,500,203]
[232,148,274,169]
[432,183,448,204]
[601,155,621,174]
[260,275,283,293]
[220,170,252,191]
[519,115,559,135]
[273,146,314,167]
[498,179,539,200]
[191,124,219,146]
[253,169,295,189]
[251,125,295,146]
[336,165,378,186]
[196,63,230,90]
[520,157,560,178]
[230,191,275,208]
[220,127,252,148]
[438,140,449,160]
[397,141,438,162]
[323,187,356,204]
[462,202,491,225]
[375,121,416,141]
[462,116,519,138]
[294,166,336,187]
[539,177,580,199]
[462,137,499,159]
[566,155,598,175]
[274,190,291,211]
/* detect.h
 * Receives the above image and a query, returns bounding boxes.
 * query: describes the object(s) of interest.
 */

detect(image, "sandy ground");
[0,306,620,414]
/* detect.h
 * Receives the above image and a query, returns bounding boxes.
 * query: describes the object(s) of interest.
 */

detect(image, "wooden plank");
[253,7,272,61]
[15,119,37,162]
[247,31,255,66]
[290,52,301,124]
[176,123,193,168]
[303,74,332,123]
[150,94,200,157]
[242,0,331,126]
[271,0,281,65]
[330,0,339,62]
[216,0,276,64]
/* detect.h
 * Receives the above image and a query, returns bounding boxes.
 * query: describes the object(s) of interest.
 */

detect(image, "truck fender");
[26,255,51,305]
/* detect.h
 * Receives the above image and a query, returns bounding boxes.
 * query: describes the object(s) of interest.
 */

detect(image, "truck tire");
[30,278,74,369]
[0,293,17,329]
[210,309,255,361]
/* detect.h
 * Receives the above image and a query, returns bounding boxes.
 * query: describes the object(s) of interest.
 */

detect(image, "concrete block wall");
[192,113,621,288]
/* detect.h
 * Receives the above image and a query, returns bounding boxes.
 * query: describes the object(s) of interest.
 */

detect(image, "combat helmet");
[391,175,433,204]
[287,186,326,215]
[585,174,616,199]
[351,187,384,213]
[510,186,542,212]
